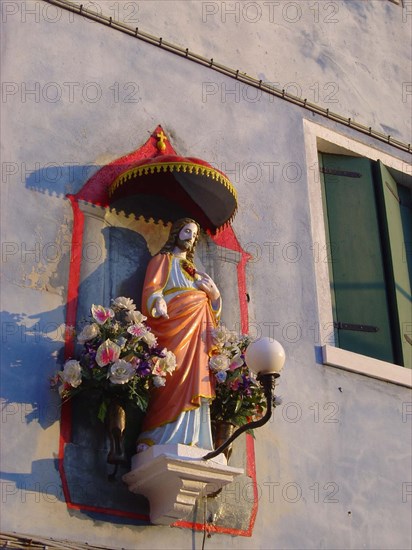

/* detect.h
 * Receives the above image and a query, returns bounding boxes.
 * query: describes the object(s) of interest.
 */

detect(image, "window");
[303,119,411,386]
[319,153,411,369]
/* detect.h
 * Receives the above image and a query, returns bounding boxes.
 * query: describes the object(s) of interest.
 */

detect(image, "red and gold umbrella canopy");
[72,126,237,234]
[108,154,237,234]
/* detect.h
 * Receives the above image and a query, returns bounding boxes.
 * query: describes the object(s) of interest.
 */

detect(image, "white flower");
[141,331,157,347]
[116,336,127,349]
[239,334,251,347]
[227,331,239,344]
[126,310,147,324]
[109,360,135,384]
[62,360,82,388]
[209,354,230,372]
[152,351,177,376]
[77,323,100,344]
[163,350,177,373]
[153,375,166,388]
[112,296,136,311]
[211,326,231,345]
[224,343,241,356]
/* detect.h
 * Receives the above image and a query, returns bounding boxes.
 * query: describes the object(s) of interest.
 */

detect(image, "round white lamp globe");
[245,337,286,375]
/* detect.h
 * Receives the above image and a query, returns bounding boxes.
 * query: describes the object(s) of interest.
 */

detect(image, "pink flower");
[229,354,244,371]
[151,359,163,376]
[230,379,241,391]
[91,304,114,325]
[127,324,147,338]
[96,339,121,367]
[151,352,177,376]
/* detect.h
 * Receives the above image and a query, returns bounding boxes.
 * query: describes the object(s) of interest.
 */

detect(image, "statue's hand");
[195,272,220,301]
[153,297,169,319]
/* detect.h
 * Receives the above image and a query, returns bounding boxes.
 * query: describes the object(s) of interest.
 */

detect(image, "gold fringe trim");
[108,161,238,230]
[163,286,195,295]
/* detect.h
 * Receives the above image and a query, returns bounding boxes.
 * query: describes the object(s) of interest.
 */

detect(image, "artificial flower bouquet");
[51,296,177,421]
[209,326,267,429]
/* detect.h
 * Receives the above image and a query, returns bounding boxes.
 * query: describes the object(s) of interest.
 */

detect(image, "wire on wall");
[41,0,411,155]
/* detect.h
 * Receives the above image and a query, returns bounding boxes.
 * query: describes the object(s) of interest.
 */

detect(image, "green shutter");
[375,161,412,368]
[320,153,395,363]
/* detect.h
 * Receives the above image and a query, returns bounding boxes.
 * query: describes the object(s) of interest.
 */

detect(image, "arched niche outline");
[59,127,258,536]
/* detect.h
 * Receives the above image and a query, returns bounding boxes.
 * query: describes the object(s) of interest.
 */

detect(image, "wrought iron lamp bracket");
[202,372,280,461]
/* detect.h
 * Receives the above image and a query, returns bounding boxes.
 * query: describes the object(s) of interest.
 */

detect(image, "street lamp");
[203,337,285,461]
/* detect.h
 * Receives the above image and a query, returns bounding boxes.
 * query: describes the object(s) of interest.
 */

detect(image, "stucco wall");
[40,0,412,143]
[1,2,411,549]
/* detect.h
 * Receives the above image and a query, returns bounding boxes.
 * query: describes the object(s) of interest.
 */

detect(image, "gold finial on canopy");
[156,131,168,152]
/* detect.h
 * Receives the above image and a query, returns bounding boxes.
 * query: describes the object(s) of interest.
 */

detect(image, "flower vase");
[106,400,128,465]
[212,421,236,461]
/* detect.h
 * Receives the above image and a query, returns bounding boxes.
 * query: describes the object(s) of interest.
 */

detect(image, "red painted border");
[173,435,257,537]
[59,130,257,534]
[174,229,256,535]
[60,194,151,522]
[64,196,84,359]
[59,195,84,506]
[74,125,177,206]
[212,226,252,334]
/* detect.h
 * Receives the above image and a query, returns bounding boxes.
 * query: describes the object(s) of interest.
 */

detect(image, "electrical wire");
[41,0,411,155]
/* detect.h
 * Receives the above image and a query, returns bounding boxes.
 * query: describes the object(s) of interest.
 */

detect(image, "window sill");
[322,345,412,388]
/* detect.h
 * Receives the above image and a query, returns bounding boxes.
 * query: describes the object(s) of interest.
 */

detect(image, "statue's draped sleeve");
[140,253,217,432]
[141,253,171,318]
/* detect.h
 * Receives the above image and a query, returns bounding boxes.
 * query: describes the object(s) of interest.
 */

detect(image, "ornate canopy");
[109,153,237,233]
[74,126,237,234]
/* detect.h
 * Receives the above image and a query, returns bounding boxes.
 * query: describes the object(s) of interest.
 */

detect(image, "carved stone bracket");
[122,444,244,525]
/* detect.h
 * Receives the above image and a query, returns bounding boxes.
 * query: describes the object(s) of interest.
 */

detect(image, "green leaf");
[97,400,107,423]
[93,369,107,382]
[82,368,92,380]
[234,397,243,414]
[234,414,248,424]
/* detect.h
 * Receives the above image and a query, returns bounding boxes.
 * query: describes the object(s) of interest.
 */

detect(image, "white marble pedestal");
[122,444,244,525]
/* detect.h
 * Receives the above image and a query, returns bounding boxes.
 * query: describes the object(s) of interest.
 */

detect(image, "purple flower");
[136,361,151,377]
[152,347,167,358]
[215,370,227,384]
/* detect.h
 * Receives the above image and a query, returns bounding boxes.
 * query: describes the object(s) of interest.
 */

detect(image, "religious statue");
[137,218,221,450]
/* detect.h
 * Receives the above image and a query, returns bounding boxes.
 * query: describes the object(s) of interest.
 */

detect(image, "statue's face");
[176,222,198,251]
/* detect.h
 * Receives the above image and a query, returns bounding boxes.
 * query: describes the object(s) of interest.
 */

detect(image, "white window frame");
[303,119,412,388]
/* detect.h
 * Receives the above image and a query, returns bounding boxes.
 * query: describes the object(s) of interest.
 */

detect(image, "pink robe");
[140,253,218,433]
